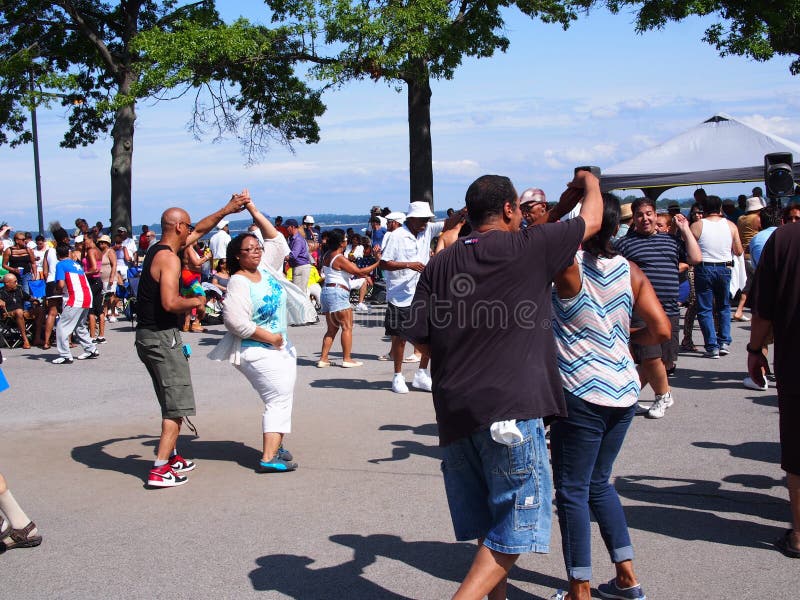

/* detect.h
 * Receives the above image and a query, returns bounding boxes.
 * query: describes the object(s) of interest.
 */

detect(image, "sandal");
[377,354,392,361]
[403,354,421,363]
[316,360,331,368]
[776,529,800,558]
[0,517,42,552]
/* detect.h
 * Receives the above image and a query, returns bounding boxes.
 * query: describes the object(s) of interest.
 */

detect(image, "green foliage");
[0,2,324,156]
[608,0,800,75]
[269,0,592,85]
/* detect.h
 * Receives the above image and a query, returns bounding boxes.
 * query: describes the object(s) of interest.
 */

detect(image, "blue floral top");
[240,267,288,349]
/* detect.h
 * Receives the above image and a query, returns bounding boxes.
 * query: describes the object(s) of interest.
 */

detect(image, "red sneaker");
[168,454,196,473]
[147,464,188,488]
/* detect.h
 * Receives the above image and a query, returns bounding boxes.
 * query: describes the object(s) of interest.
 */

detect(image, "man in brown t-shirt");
[405,171,602,600]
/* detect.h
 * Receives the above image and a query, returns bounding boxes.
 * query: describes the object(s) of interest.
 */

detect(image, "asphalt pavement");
[0,309,794,599]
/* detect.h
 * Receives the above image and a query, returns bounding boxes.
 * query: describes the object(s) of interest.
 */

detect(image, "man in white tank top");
[690,195,744,358]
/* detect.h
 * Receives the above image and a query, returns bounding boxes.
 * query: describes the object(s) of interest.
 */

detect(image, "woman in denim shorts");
[317,229,379,368]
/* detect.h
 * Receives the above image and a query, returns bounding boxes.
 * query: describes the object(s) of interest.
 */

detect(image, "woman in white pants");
[216,194,298,472]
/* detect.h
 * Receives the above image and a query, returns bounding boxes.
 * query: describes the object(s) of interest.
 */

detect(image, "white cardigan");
[208,234,316,365]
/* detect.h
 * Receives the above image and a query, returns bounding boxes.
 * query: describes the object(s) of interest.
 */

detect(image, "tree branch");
[56,0,120,75]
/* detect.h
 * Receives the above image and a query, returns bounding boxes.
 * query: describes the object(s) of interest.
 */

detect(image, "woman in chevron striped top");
[549,194,671,600]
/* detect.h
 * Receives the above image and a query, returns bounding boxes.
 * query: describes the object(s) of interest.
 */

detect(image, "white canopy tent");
[600,113,800,199]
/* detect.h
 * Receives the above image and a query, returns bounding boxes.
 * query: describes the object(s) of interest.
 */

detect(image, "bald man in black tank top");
[136,194,249,488]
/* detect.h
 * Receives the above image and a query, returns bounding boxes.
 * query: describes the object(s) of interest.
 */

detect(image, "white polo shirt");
[381,220,444,307]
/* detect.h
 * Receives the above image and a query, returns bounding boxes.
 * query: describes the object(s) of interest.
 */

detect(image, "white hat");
[74,235,84,243]
[385,211,406,223]
[406,202,435,219]
[303,215,315,224]
[745,197,763,213]
[217,220,229,229]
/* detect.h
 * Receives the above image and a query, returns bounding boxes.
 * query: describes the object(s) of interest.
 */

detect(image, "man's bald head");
[161,207,191,230]
[3,273,18,286]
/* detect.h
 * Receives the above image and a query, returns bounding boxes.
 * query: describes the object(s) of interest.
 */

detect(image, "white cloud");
[739,114,800,138]
[433,159,481,176]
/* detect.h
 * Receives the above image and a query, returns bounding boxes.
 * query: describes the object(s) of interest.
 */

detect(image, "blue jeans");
[550,390,635,581]
[440,418,552,554]
[694,264,732,351]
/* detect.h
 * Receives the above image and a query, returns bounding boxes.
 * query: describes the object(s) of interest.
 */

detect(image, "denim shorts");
[320,286,351,314]
[440,418,552,554]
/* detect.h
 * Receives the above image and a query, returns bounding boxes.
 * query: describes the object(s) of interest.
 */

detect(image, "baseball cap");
[217,220,229,229]
[385,211,406,223]
[519,188,547,205]
[284,218,299,227]
[117,226,128,233]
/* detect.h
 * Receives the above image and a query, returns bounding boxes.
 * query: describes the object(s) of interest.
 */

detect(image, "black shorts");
[384,303,411,337]
[780,392,800,475]
[631,314,679,365]
[88,277,104,317]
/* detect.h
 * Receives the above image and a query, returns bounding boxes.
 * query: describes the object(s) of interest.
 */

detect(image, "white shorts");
[350,278,366,290]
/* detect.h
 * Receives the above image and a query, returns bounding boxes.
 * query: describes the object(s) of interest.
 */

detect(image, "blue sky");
[2,5,799,231]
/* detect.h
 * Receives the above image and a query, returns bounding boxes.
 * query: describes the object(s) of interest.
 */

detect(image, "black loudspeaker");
[764,153,795,198]
[574,165,601,178]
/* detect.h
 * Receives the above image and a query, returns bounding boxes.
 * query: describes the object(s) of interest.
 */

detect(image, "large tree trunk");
[407,71,434,209]
[110,73,136,233]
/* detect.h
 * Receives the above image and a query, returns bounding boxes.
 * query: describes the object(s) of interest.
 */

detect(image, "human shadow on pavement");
[72,434,261,481]
[379,423,438,437]
[623,504,784,551]
[309,378,392,391]
[367,440,442,464]
[248,533,561,599]
[749,394,778,408]
[616,475,788,528]
[71,434,157,481]
[671,368,753,391]
[693,440,780,464]
[723,473,785,490]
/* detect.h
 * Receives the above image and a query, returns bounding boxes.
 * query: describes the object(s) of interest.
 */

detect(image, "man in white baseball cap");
[209,219,231,269]
[519,188,548,227]
[380,201,443,394]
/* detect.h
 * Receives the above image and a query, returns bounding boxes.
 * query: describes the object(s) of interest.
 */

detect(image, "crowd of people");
[2,177,798,599]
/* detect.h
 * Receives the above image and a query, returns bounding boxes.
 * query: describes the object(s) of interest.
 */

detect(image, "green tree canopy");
[608,1,800,75]
[268,0,592,208]
[0,1,324,231]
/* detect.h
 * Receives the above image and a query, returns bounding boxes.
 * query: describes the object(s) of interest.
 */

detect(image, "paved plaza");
[0,310,794,598]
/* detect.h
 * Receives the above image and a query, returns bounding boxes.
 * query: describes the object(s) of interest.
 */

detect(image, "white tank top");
[322,254,350,288]
[697,218,732,262]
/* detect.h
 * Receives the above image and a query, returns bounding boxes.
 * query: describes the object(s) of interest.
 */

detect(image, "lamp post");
[27,69,83,237]
[29,71,44,237]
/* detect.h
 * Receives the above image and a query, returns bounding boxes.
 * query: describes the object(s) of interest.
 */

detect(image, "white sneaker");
[646,394,669,419]
[411,369,432,392]
[391,374,409,394]
[743,376,768,391]
[354,302,369,313]
[107,316,118,323]
[661,390,674,408]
